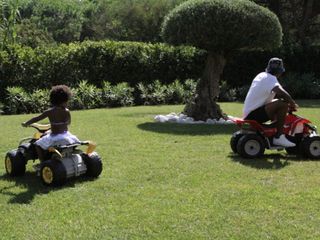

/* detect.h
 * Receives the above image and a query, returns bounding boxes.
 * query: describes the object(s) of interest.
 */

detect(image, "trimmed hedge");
[224,46,320,87]
[0,41,319,103]
[2,73,319,115]
[0,41,205,101]
[2,80,198,114]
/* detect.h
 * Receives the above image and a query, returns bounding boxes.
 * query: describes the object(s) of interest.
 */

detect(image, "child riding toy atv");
[230,111,320,159]
[5,123,103,186]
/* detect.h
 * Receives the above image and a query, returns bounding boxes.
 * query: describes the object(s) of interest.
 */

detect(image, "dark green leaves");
[161,0,282,52]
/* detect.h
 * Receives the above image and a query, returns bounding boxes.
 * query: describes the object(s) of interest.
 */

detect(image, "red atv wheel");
[301,136,320,159]
[237,134,265,158]
[230,131,244,153]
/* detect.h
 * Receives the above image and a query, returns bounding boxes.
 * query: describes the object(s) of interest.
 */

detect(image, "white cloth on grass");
[154,113,234,124]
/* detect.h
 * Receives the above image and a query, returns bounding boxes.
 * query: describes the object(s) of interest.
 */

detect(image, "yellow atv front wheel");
[5,150,26,176]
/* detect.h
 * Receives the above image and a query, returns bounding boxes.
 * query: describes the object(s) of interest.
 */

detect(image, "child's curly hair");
[50,85,72,106]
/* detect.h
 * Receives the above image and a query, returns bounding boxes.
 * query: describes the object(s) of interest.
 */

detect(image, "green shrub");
[83,0,185,43]
[137,79,198,105]
[3,87,30,114]
[236,85,251,101]
[1,42,319,103]
[2,80,135,114]
[219,81,237,102]
[161,0,282,51]
[70,81,101,110]
[165,80,185,104]
[183,79,197,103]
[0,41,205,102]
[281,73,320,99]
[101,82,134,107]
[137,80,167,105]
[28,89,50,112]
[2,87,49,114]
[224,46,320,88]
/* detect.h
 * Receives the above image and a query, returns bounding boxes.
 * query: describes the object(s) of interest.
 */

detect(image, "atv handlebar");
[22,123,51,133]
[289,103,299,112]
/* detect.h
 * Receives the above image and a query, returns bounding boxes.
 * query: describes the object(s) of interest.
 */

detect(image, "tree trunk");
[184,52,226,121]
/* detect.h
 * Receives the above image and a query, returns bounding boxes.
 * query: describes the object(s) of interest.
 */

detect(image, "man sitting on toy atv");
[243,57,298,147]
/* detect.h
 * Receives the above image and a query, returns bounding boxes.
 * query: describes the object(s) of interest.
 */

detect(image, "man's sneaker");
[273,134,296,147]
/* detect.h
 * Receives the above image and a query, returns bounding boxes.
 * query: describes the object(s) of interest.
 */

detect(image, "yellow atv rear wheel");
[40,160,67,186]
[82,152,103,178]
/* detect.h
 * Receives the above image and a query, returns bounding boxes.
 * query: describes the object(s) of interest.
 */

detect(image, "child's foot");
[273,134,296,147]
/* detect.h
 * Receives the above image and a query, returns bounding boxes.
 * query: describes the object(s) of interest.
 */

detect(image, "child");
[22,85,79,161]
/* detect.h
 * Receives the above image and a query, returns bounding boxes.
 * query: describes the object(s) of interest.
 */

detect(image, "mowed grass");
[0,101,320,240]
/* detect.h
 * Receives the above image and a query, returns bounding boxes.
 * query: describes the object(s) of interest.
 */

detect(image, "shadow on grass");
[229,153,291,170]
[137,122,238,136]
[229,152,319,169]
[0,172,96,204]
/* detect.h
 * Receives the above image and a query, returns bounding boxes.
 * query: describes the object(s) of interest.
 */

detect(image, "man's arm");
[272,85,298,108]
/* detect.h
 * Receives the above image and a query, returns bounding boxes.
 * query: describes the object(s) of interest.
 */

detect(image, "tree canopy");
[1,0,318,48]
[161,0,282,53]
[160,0,283,120]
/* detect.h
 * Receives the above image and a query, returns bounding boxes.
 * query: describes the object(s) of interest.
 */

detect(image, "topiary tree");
[161,0,283,120]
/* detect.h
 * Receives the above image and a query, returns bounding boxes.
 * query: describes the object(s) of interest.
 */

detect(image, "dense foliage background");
[0,0,319,113]
[1,0,319,47]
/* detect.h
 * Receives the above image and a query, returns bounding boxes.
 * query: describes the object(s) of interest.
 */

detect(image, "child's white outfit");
[35,131,79,149]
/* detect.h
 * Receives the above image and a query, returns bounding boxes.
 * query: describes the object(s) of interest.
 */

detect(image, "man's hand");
[21,122,28,127]
[272,86,297,110]
[288,103,299,112]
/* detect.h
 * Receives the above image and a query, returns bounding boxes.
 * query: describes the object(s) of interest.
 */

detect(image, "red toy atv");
[230,111,320,159]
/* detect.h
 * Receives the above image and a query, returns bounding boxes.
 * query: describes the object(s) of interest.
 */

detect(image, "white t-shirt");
[243,72,280,118]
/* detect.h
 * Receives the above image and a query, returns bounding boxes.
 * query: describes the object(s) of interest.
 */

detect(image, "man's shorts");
[244,105,270,123]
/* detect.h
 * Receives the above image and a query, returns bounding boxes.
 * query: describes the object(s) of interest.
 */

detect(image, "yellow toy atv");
[5,123,103,186]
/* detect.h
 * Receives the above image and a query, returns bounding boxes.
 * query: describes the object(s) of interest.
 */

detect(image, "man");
[243,57,298,147]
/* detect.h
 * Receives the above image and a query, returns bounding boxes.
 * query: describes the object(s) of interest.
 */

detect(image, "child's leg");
[36,145,46,162]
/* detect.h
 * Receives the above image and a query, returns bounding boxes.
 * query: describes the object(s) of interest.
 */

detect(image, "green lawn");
[0,101,320,240]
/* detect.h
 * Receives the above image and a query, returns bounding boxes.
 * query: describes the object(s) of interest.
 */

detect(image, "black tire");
[285,146,299,155]
[301,136,320,159]
[5,150,26,176]
[19,142,37,161]
[40,160,67,186]
[230,131,244,153]
[237,134,265,158]
[82,152,103,178]
[285,135,302,155]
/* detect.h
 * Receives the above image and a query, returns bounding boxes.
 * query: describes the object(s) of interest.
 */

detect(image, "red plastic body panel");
[230,113,311,137]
